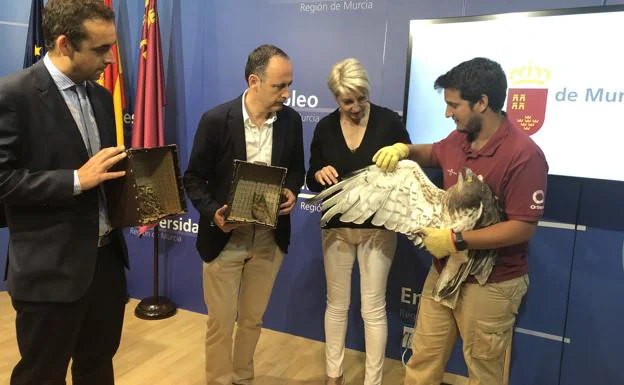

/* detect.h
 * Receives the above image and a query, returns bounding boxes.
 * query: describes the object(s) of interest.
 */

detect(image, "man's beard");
[464,116,482,142]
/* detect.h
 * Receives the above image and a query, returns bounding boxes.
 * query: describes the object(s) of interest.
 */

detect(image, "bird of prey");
[251,190,273,225]
[308,160,503,308]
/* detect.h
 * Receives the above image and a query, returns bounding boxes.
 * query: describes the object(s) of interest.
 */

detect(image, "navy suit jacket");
[184,95,305,262]
[0,60,128,302]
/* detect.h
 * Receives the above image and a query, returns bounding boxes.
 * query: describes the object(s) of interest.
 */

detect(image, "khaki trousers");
[404,267,528,385]
[203,225,284,385]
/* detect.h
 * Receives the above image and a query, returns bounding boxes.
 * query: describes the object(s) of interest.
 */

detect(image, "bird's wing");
[308,160,445,245]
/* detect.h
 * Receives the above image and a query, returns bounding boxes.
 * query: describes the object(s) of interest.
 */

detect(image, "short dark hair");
[244,44,289,84]
[43,0,115,52]
[434,57,507,113]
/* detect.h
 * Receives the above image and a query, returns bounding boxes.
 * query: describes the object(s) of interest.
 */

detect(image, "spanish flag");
[97,0,127,147]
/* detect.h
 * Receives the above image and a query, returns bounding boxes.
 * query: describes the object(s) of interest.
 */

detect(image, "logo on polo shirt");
[531,189,545,210]
[507,62,550,136]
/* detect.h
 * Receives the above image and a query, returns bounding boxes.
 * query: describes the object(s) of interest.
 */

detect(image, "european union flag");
[23,0,46,68]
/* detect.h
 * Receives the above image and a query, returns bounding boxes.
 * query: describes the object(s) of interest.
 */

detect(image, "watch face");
[454,232,468,251]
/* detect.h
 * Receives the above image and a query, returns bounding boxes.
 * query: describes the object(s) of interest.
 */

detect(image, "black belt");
[98,232,114,248]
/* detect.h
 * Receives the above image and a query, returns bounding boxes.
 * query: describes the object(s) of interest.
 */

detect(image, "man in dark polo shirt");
[374,57,548,385]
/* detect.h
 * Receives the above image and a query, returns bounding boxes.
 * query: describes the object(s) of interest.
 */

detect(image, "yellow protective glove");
[372,143,409,172]
[422,227,457,259]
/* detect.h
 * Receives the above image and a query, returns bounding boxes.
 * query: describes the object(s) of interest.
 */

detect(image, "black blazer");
[0,61,128,302]
[184,95,305,262]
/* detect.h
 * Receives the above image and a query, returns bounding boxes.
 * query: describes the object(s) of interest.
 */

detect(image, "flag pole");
[132,0,176,320]
[135,226,176,320]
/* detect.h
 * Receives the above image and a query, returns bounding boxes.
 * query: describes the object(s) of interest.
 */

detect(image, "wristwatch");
[453,231,468,251]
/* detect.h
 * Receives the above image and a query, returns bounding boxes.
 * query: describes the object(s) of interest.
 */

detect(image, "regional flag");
[132,0,166,235]
[131,0,166,149]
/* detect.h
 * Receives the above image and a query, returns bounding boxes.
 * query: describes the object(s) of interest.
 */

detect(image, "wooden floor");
[0,292,408,385]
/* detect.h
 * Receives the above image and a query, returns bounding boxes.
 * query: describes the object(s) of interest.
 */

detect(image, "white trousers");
[322,228,397,385]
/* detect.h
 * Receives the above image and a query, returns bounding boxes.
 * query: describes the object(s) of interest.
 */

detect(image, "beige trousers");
[404,267,529,385]
[203,225,284,385]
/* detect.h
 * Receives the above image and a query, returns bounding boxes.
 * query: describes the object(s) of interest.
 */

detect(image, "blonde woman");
[306,58,410,385]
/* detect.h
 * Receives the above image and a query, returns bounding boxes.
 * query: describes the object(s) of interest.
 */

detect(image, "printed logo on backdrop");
[400,286,419,325]
[284,89,327,124]
[129,216,199,243]
[507,62,550,136]
[268,0,375,14]
[299,200,322,214]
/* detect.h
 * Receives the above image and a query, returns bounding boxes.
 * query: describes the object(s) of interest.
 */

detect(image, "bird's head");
[444,168,503,227]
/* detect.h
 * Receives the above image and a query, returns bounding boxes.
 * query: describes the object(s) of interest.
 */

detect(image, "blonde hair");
[327,58,370,100]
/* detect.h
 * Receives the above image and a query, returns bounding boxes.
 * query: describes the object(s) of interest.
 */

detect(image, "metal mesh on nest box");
[107,145,187,227]
[226,160,287,228]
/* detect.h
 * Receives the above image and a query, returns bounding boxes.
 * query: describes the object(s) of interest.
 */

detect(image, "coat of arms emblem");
[506,62,550,136]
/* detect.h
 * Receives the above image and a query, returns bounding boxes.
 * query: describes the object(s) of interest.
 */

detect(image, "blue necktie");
[74,84,101,155]
[73,84,111,237]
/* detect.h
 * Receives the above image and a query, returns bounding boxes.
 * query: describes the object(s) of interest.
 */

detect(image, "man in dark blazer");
[0,1,129,384]
[184,44,305,385]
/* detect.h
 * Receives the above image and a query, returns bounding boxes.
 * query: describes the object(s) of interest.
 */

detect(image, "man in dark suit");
[184,44,305,385]
[0,1,129,384]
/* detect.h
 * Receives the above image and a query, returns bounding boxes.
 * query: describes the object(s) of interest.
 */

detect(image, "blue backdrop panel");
[509,227,576,385]
[560,179,624,385]
[388,237,431,355]
[209,1,389,107]
[542,176,583,224]
[560,227,624,385]
[510,333,565,385]
[263,205,327,342]
[519,228,575,336]
[124,220,205,314]
[0,0,30,77]
[0,23,27,77]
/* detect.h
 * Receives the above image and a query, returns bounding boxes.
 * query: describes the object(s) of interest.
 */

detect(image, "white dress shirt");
[242,90,275,165]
